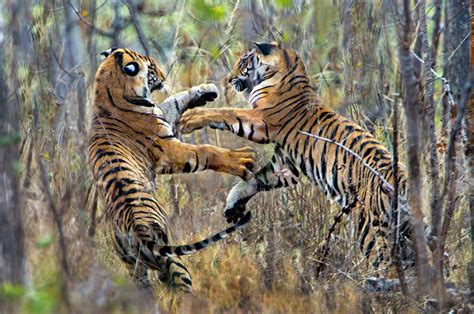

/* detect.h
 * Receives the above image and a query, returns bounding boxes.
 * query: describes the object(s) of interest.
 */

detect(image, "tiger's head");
[229,42,300,95]
[94,48,166,108]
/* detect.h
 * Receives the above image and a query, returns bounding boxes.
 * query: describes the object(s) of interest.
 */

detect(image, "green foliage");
[0,132,21,146]
[12,160,23,178]
[1,282,58,314]
[275,0,293,8]
[112,275,128,287]
[35,234,53,249]
[1,283,24,299]
[25,288,56,314]
[192,0,227,22]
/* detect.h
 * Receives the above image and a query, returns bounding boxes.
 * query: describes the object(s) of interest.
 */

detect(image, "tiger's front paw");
[186,84,219,109]
[224,147,256,180]
[180,108,210,134]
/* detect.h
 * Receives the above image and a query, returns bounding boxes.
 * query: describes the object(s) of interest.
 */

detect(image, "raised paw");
[179,108,209,134]
[226,146,256,180]
[187,84,219,109]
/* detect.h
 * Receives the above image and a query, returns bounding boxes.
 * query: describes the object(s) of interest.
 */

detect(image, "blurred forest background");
[0,0,472,312]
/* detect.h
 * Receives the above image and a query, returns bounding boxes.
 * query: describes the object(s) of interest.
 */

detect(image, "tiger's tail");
[153,211,251,257]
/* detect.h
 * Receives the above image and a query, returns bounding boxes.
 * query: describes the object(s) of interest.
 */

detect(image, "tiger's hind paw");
[224,201,247,224]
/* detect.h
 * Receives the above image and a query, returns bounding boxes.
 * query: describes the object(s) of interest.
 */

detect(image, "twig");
[418,1,445,307]
[390,99,408,296]
[441,72,473,243]
[51,48,80,78]
[298,131,393,192]
[87,183,99,238]
[316,185,358,275]
[446,32,470,65]
[122,0,150,55]
[393,0,432,297]
[36,153,70,279]
[411,51,456,108]
[67,0,113,37]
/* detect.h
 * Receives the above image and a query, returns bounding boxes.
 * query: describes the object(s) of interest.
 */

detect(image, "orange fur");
[181,43,414,273]
[89,48,255,292]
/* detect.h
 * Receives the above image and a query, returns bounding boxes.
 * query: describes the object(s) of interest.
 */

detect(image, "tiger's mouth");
[150,80,164,93]
[231,78,248,92]
[149,77,164,93]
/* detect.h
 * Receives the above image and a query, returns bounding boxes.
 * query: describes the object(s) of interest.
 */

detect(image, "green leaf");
[192,0,227,22]
[36,234,53,249]
[276,0,292,8]
[0,132,21,146]
[1,283,24,299]
[26,289,55,314]
[112,276,128,287]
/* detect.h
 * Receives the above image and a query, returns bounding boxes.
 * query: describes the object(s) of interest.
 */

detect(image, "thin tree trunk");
[430,0,442,67]
[442,0,470,296]
[394,0,432,298]
[418,0,444,306]
[0,4,25,311]
[469,0,474,296]
[391,100,408,296]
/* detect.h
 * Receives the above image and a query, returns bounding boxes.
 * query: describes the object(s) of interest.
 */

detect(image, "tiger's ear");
[254,42,275,56]
[100,47,118,58]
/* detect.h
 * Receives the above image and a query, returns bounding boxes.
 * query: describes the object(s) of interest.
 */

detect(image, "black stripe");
[183,162,191,173]
[192,152,200,172]
[237,117,244,136]
[123,96,155,107]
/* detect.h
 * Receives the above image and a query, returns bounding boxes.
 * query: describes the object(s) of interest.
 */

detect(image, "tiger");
[180,42,416,273]
[88,47,255,293]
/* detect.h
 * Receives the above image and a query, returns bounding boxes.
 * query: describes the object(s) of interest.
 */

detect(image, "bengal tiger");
[180,43,416,272]
[88,47,255,293]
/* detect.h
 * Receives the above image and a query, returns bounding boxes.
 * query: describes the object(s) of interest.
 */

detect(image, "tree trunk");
[418,0,444,305]
[443,0,470,296]
[394,0,432,298]
[0,3,25,311]
[468,0,474,297]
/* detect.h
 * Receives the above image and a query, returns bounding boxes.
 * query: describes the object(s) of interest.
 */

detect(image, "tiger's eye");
[123,62,139,76]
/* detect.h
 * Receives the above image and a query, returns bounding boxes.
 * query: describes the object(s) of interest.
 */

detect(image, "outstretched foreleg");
[159,84,219,134]
[180,107,270,144]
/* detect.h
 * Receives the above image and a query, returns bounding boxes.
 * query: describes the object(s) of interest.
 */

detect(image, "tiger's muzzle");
[149,72,164,93]
[230,77,248,92]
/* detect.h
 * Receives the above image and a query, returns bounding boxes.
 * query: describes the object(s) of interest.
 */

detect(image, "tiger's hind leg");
[126,261,153,290]
[225,146,300,223]
[162,256,193,293]
[112,222,193,293]
[127,251,193,293]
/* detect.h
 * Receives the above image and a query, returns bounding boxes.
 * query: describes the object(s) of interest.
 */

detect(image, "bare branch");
[441,72,474,242]
[67,0,114,37]
[123,0,151,55]
[394,0,432,298]
[390,99,408,296]
[298,131,393,192]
